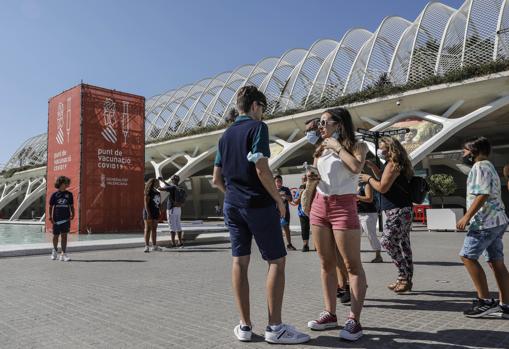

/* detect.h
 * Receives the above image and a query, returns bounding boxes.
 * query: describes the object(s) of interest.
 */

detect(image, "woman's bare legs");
[334,229,367,321]
[312,224,339,314]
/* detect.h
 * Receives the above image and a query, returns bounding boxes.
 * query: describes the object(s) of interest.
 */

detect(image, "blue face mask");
[306,131,320,145]
[331,130,340,139]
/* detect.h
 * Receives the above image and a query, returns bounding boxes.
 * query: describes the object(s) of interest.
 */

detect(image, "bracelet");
[367,177,373,185]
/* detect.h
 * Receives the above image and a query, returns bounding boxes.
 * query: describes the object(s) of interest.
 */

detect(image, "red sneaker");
[307,311,338,330]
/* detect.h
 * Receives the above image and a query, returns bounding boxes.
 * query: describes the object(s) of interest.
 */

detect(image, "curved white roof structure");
[5,0,509,170]
[3,134,47,172]
[145,0,509,141]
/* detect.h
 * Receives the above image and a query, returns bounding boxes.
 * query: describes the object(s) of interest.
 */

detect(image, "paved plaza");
[1,227,508,349]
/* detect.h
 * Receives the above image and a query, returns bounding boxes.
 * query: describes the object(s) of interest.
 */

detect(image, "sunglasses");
[256,101,267,112]
[318,120,338,128]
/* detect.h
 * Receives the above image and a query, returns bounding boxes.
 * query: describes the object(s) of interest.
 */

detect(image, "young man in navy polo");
[213,86,310,344]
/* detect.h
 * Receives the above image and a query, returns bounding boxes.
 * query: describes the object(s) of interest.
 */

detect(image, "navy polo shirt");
[214,115,273,208]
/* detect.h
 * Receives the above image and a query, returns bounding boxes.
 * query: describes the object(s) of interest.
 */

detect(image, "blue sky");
[0,0,465,166]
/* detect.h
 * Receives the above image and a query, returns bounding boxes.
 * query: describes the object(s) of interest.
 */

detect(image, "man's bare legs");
[231,255,286,327]
[461,256,490,299]
[232,255,251,327]
[267,257,285,325]
[488,260,509,304]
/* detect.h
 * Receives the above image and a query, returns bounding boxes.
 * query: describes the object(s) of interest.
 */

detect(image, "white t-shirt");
[316,142,367,196]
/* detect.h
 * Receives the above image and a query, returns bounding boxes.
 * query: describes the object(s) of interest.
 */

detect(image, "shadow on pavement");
[413,261,464,266]
[307,327,509,348]
[162,248,227,253]
[72,259,147,263]
[413,290,499,299]
[363,297,470,312]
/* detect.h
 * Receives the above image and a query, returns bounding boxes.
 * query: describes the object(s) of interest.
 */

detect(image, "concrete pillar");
[191,177,202,219]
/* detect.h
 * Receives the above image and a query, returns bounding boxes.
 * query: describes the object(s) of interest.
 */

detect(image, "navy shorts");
[223,202,287,261]
[53,221,70,235]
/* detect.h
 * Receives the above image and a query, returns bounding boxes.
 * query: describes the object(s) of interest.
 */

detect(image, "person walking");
[159,175,187,248]
[48,176,74,262]
[357,181,383,263]
[294,175,311,252]
[212,86,310,344]
[360,137,414,293]
[275,175,297,251]
[143,178,162,252]
[456,137,509,318]
[306,108,368,341]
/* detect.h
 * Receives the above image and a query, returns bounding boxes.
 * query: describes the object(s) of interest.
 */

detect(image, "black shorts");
[143,208,159,221]
[53,221,70,235]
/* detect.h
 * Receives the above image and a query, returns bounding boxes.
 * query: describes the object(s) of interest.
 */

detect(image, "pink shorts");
[310,192,360,230]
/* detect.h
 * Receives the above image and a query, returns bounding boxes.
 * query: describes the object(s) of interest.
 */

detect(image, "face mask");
[305,131,320,145]
[377,149,386,160]
[462,154,475,166]
[331,129,341,139]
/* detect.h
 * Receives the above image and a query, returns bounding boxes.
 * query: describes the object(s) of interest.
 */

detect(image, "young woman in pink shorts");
[306,108,368,341]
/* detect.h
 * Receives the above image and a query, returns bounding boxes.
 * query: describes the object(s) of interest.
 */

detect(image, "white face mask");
[377,149,386,160]
[305,131,320,145]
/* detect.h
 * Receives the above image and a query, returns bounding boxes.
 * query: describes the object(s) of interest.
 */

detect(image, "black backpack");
[408,176,429,204]
[173,187,187,205]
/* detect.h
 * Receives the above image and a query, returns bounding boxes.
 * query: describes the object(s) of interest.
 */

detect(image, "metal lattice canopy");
[3,133,47,171]
[5,0,509,169]
[146,0,509,141]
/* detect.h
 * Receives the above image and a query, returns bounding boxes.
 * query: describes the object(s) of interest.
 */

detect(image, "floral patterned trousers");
[381,207,414,280]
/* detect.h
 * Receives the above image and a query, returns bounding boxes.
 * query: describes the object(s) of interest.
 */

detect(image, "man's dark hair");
[274,175,283,181]
[54,176,70,189]
[236,86,267,113]
[464,137,491,157]
[171,175,180,184]
[305,118,320,131]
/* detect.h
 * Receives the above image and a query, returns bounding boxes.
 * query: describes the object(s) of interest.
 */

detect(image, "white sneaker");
[144,245,150,253]
[151,245,162,252]
[60,253,71,262]
[51,249,58,260]
[234,324,252,342]
[265,324,310,344]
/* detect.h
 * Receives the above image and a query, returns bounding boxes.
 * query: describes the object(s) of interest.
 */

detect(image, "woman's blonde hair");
[380,136,414,179]
[144,178,158,196]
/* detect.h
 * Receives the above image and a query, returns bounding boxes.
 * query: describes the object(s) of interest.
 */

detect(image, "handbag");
[301,179,319,216]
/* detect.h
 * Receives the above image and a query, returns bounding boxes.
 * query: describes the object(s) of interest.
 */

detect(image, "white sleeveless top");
[316,142,366,196]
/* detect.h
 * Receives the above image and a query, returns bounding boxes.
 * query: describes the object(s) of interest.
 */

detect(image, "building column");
[191,177,202,220]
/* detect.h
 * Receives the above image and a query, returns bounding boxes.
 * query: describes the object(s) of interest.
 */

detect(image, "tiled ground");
[1,228,508,348]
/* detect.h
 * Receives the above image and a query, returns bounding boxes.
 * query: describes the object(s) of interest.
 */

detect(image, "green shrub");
[428,174,457,208]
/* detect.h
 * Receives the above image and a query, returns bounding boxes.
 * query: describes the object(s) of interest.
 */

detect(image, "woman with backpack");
[159,175,187,248]
[360,136,414,293]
